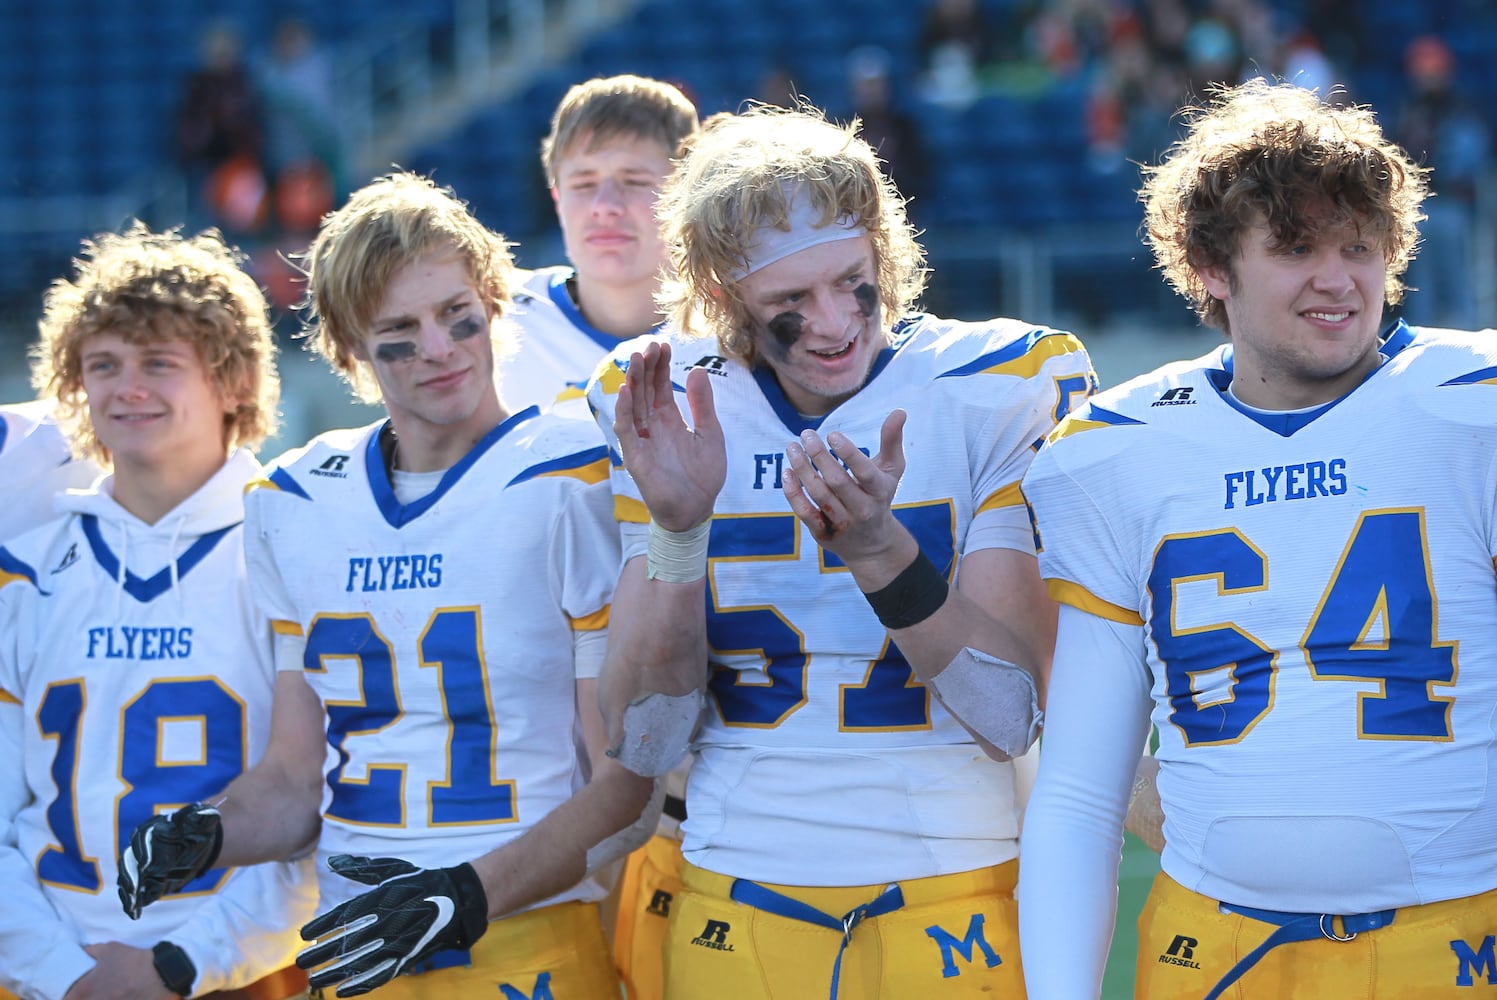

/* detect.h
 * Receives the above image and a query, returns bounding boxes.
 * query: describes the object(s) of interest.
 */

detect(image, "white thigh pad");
[611,689,704,777]
[930,647,1043,757]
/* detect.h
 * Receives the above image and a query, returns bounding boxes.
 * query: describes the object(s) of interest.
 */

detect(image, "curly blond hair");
[656,104,926,363]
[31,222,279,465]
[299,171,514,401]
[1141,79,1428,333]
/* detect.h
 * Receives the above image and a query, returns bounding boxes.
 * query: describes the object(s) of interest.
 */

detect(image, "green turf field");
[1100,833,1163,999]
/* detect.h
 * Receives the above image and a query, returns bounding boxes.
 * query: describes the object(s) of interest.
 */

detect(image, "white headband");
[729,186,867,281]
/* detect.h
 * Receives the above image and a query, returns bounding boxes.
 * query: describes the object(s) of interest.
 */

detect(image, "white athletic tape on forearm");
[610,689,705,776]
[646,520,711,584]
[585,779,666,874]
[930,647,1043,757]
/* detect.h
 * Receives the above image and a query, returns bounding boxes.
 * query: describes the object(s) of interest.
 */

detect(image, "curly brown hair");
[299,171,514,401]
[31,222,279,465]
[656,104,927,364]
[1140,79,1428,333]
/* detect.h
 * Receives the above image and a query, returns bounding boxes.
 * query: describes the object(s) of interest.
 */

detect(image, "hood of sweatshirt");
[54,448,262,613]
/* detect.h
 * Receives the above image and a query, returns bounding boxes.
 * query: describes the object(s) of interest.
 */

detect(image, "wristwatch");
[151,940,197,997]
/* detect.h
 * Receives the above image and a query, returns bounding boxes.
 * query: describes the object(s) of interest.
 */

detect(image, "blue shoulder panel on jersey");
[1044,402,1145,445]
[0,415,9,455]
[1085,403,1145,425]
[80,516,237,603]
[0,546,45,593]
[507,445,610,487]
[1441,367,1497,386]
[366,409,539,528]
[268,466,311,499]
[935,328,1083,380]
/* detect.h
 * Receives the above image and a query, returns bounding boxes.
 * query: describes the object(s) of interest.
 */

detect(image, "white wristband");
[646,519,711,583]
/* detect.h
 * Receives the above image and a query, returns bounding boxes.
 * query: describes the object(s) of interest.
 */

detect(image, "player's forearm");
[839,533,1049,685]
[468,763,656,919]
[600,558,709,721]
[213,671,325,867]
[877,545,1056,696]
[1124,753,1164,853]
[1018,775,1125,997]
[888,584,1043,686]
[1019,606,1154,997]
[213,757,321,868]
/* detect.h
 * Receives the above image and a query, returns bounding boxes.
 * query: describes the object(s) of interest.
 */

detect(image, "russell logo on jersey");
[1151,387,1197,406]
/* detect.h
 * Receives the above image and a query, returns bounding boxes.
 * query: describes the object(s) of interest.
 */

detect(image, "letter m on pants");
[1452,936,1497,986]
[499,972,554,1000]
[925,914,1003,979]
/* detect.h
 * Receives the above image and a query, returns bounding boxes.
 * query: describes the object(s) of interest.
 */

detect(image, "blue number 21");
[304,607,513,828]
[1151,509,1457,746]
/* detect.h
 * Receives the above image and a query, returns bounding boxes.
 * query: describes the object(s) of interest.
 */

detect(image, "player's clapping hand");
[296,855,489,998]
[118,803,223,919]
[614,341,725,531]
[783,408,907,561]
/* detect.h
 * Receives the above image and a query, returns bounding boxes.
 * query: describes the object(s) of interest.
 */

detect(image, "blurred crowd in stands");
[0,0,1488,365]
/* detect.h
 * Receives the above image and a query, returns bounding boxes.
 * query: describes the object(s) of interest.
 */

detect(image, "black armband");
[862,550,950,630]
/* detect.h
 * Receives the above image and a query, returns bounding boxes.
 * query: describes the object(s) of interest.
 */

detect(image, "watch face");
[152,941,197,996]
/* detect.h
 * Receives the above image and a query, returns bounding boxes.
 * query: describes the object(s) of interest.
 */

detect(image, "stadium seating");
[0,0,1492,317]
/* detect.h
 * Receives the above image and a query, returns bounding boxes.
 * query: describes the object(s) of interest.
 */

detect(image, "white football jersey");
[1023,321,1497,911]
[0,401,101,543]
[245,409,621,912]
[0,450,315,999]
[500,266,647,413]
[588,315,1096,885]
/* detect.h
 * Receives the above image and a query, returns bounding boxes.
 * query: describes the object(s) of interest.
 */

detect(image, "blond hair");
[31,222,279,465]
[541,74,699,184]
[299,171,515,401]
[656,105,926,363]
[1141,79,1428,333]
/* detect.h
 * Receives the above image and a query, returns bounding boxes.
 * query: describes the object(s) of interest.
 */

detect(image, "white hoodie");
[0,448,315,1000]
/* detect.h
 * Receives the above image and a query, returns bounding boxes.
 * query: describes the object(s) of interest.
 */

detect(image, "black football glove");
[118,802,224,919]
[296,855,489,997]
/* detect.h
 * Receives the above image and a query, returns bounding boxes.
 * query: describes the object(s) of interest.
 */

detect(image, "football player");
[1020,80,1497,999]
[0,224,313,1000]
[501,74,698,414]
[588,104,1096,998]
[504,73,701,1000]
[117,173,658,998]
